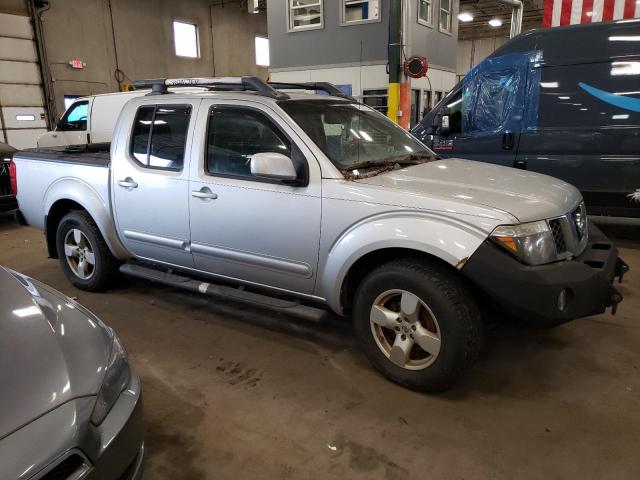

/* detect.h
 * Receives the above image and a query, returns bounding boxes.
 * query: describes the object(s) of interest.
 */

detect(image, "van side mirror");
[439,115,450,136]
[250,152,297,182]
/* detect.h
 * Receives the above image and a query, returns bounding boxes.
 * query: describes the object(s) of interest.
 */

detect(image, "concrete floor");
[1,214,639,480]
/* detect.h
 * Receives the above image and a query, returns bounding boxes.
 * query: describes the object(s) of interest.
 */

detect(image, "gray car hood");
[354,158,582,222]
[0,268,112,440]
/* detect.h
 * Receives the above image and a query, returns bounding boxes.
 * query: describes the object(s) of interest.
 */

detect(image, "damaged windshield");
[279,99,436,176]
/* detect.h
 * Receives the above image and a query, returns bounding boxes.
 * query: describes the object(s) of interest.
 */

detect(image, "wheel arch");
[44,181,128,260]
[318,213,488,315]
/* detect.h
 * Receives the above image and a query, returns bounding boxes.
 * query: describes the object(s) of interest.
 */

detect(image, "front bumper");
[87,372,144,480]
[0,372,144,480]
[462,224,627,326]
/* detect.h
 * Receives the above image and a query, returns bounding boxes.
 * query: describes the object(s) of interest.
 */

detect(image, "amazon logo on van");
[579,83,640,113]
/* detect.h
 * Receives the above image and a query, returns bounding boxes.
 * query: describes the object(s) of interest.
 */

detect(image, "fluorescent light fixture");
[16,114,35,121]
[255,36,270,67]
[580,108,588,111]
[612,114,630,120]
[173,21,198,58]
[609,36,640,41]
[458,12,474,22]
[611,61,640,76]
[488,18,502,27]
[540,82,559,88]
[559,96,571,100]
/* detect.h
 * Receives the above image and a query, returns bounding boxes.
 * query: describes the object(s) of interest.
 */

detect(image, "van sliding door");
[517,60,640,218]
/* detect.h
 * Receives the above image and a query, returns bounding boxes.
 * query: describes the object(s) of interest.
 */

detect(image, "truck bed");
[13,145,112,232]
[18,144,110,167]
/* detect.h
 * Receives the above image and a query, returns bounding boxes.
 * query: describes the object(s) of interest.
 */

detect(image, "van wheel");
[353,259,483,392]
[56,210,119,291]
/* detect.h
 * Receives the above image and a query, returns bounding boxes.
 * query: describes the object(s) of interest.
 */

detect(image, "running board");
[119,263,328,323]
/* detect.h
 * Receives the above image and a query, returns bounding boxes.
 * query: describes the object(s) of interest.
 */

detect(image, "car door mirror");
[250,152,297,182]
[439,115,450,136]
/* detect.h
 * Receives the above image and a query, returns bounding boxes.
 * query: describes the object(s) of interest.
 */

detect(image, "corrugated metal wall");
[0,12,47,149]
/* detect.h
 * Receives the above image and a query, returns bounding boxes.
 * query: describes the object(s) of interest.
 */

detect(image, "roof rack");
[132,77,355,101]
[268,82,355,100]
[132,76,290,99]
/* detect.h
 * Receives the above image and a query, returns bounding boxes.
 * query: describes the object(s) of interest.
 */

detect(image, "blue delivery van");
[413,20,640,221]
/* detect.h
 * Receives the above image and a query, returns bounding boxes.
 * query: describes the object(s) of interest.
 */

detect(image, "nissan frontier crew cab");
[12,77,628,392]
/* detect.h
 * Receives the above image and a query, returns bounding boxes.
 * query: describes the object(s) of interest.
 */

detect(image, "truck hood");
[0,268,112,440]
[354,158,582,222]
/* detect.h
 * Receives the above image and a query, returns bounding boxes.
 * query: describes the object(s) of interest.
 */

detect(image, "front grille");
[549,218,566,254]
[547,202,588,259]
[40,455,85,480]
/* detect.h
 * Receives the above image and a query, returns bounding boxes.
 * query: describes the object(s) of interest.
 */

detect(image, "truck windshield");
[279,99,435,174]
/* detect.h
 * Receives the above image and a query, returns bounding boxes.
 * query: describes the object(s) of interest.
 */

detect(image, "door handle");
[502,130,514,150]
[117,177,138,189]
[191,187,218,200]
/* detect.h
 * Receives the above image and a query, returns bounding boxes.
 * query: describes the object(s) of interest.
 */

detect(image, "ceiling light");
[488,18,502,27]
[458,12,474,22]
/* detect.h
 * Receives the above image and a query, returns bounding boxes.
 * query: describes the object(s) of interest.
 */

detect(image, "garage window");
[362,89,388,114]
[173,21,199,58]
[288,0,323,31]
[130,105,191,171]
[417,0,432,26]
[341,0,380,25]
[255,36,270,67]
[439,0,452,33]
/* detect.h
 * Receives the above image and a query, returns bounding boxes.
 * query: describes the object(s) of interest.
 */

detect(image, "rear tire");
[353,258,483,392]
[55,210,119,291]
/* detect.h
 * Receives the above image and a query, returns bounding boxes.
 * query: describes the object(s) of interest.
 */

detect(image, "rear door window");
[130,104,191,171]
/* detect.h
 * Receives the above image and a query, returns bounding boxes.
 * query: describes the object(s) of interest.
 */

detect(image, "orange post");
[398,82,411,129]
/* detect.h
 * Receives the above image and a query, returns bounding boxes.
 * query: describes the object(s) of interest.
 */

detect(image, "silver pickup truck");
[13,77,627,392]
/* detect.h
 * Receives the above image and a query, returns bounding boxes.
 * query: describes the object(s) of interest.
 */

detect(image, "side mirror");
[250,152,297,182]
[439,115,450,136]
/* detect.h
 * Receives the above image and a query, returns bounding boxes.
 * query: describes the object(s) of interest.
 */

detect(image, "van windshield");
[279,99,436,176]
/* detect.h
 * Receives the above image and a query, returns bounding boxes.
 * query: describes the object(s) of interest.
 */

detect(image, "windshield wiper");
[340,153,438,176]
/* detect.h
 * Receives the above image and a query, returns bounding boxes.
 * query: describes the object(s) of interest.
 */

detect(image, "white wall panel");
[0,84,44,107]
[1,106,47,129]
[5,128,47,149]
[0,37,38,62]
[0,13,34,39]
[0,60,41,84]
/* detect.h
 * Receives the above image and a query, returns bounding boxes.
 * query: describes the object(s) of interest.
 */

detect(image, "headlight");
[490,220,557,265]
[91,332,131,425]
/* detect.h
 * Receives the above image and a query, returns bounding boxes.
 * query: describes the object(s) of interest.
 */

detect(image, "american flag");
[543,0,640,27]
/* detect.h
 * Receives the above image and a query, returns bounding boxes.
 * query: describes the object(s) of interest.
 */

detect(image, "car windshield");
[279,99,436,175]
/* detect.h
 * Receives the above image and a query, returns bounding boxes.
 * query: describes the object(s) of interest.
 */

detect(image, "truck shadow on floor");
[122,276,592,399]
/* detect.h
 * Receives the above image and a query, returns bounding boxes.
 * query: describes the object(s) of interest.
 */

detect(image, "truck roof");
[490,19,640,64]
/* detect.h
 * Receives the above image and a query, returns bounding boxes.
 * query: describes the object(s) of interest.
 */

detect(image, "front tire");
[56,210,119,291]
[353,259,483,392]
